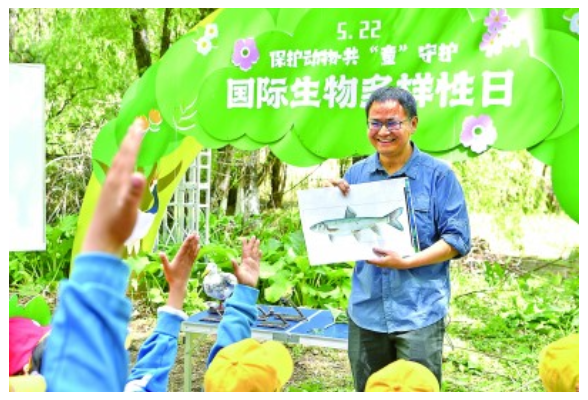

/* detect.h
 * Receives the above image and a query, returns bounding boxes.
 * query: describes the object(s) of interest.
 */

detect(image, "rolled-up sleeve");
[435,170,471,258]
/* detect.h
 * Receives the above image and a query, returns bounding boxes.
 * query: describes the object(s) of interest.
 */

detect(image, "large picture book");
[298,178,419,266]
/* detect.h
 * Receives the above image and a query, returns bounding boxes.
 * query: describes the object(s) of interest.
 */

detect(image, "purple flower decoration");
[232,38,260,71]
[479,31,502,57]
[460,115,497,154]
[484,9,510,33]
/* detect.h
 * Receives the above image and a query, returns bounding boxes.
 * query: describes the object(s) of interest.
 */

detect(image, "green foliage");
[206,209,353,309]
[9,215,78,293]
[125,242,208,315]
[453,149,558,246]
[455,150,557,215]
[117,208,353,312]
[286,380,351,392]
[9,9,214,222]
[447,256,579,392]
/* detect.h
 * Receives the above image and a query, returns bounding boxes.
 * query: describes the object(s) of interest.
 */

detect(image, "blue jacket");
[125,307,187,392]
[126,284,259,392]
[42,253,132,392]
[345,144,471,332]
[206,284,259,367]
[41,251,258,392]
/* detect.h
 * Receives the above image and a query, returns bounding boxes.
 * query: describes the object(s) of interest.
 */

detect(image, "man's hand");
[367,248,412,270]
[327,178,350,196]
[82,117,148,256]
[231,237,262,288]
[160,234,200,310]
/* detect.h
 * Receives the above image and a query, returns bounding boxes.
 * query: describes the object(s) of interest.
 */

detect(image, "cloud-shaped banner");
[551,128,579,223]
[82,8,578,255]
[95,8,577,170]
[533,29,578,142]
[192,8,564,161]
[155,9,277,141]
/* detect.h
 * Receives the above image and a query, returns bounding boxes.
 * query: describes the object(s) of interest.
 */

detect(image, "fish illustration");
[310,206,404,242]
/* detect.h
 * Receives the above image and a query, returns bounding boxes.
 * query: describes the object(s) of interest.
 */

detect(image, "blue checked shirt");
[344,143,471,332]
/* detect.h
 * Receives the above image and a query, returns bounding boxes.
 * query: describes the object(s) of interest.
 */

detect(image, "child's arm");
[126,234,200,392]
[42,118,147,392]
[206,237,261,367]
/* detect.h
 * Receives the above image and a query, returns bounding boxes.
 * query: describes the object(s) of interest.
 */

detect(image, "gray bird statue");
[202,262,238,304]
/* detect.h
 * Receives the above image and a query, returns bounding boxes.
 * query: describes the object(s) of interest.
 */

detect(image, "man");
[332,86,471,391]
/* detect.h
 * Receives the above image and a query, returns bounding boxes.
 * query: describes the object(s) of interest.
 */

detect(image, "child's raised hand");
[83,118,148,256]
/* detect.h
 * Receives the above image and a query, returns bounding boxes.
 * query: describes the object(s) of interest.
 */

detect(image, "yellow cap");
[539,334,579,392]
[9,375,47,392]
[205,339,293,392]
[366,360,440,392]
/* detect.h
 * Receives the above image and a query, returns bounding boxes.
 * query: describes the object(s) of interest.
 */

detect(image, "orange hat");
[539,334,579,392]
[366,360,440,392]
[205,339,293,392]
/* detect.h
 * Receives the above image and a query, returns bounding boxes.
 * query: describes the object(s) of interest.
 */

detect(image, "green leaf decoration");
[9,296,52,326]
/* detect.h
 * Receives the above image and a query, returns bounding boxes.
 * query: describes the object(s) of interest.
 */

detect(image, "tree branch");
[48,86,96,120]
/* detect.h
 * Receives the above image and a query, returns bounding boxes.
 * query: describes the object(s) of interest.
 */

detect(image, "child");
[539,333,579,392]
[203,237,294,392]
[9,317,51,377]
[9,317,51,392]
[125,234,200,392]
[365,359,440,392]
[41,117,149,391]
[127,236,293,392]
[204,338,293,392]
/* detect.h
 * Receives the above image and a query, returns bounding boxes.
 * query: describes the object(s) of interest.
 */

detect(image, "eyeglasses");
[368,119,409,132]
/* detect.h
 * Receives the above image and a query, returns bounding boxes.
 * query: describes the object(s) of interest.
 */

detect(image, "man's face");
[367,100,417,159]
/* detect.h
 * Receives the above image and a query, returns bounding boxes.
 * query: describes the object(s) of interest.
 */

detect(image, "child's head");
[9,317,51,376]
[366,359,440,392]
[539,333,579,392]
[205,339,293,392]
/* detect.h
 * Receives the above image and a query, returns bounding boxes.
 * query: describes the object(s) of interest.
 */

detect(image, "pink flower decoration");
[484,9,510,33]
[232,38,260,72]
[460,115,497,154]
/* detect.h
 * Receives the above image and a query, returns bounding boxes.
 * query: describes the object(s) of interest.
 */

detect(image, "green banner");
[77,8,578,259]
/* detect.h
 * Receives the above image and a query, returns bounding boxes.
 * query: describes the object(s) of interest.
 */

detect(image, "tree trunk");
[159,8,173,58]
[199,8,216,19]
[130,8,152,77]
[236,151,260,216]
[339,158,351,178]
[268,152,287,209]
[9,8,18,52]
[227,185,238,216]
[211,146,234,213]
[339,156,366,177]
